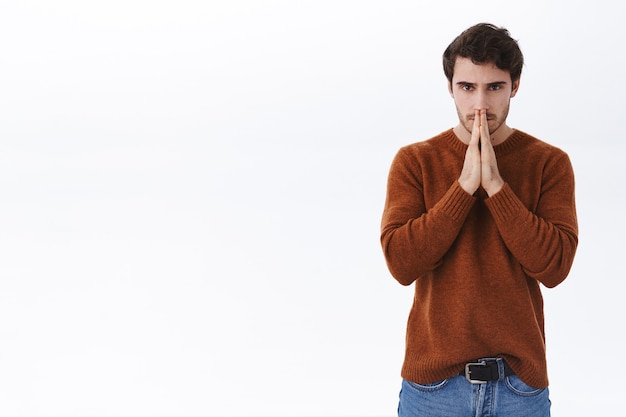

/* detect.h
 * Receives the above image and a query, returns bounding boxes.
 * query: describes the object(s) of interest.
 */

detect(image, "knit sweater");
[380,129,578,388]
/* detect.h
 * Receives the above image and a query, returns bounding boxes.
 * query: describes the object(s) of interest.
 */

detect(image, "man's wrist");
[458,179,478,195]
[485,180,505,197]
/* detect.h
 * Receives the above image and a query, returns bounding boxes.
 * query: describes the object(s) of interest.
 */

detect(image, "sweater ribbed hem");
[401,354,549,389]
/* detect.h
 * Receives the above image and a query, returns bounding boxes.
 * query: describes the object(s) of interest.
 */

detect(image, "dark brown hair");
[443,23,524,83]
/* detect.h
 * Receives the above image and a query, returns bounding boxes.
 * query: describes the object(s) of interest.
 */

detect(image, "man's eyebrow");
[455,81,509,86]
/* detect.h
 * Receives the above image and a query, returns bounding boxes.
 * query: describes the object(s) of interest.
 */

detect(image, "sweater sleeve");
[485,153,578,288]
[380,148,476,286]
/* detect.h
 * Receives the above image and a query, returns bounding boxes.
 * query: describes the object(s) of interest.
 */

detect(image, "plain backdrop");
[1,1,625,416]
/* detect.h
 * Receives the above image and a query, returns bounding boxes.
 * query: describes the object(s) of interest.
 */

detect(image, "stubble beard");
[457,103,510,136]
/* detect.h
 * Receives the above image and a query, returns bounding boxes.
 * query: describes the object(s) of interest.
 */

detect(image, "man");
[380,23,578,416]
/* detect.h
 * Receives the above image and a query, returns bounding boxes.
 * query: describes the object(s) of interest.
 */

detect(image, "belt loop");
[496,357,505,380]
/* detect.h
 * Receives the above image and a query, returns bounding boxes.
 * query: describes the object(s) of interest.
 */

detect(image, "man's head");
[443,23,524,85]
[445,24,523,143]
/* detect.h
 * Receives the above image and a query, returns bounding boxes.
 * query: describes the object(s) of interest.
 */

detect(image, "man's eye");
[489,84,501,91]
[461,84,473,91]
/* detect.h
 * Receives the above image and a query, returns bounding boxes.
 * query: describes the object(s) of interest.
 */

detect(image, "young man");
[380,23,578,416]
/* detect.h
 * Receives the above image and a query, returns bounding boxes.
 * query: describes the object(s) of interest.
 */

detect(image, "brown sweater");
[380,129,578,388]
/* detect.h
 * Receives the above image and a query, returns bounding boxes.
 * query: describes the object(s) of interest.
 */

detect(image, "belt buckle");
[465,361,487,384]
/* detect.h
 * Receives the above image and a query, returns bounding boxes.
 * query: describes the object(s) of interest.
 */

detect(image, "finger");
[470,109,480,146]
[479,109,490,143]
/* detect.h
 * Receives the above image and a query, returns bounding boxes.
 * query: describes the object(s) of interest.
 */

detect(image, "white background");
[1,1,624,416]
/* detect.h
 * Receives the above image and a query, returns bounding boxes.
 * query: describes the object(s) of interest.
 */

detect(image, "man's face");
[448,57,520,137]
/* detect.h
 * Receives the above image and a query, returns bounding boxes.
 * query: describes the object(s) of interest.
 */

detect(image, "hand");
[478,109,504,196]
[458,109,504,196]
[458,109,482,195]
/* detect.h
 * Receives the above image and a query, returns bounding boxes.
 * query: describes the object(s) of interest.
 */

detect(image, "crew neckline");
[440,128,526,156]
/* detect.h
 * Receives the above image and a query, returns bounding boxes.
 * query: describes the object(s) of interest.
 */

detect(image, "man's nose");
[473,92,489,111]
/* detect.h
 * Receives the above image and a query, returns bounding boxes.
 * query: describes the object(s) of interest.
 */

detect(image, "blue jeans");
[398,358,550,417]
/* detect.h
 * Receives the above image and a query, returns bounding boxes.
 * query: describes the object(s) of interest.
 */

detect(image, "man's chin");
[488,121,503,135]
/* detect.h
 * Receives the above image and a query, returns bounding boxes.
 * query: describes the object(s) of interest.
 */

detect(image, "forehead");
[452,57,511,84]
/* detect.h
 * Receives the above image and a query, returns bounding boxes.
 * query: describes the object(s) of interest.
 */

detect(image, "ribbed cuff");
[484,183,525,223]
[439,182,476,222]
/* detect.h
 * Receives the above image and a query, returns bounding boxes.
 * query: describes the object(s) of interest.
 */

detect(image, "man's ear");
[448,81,454,98]
[510,79,520,98]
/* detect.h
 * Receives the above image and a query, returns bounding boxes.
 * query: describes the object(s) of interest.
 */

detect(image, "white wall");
[0,1,624,416]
